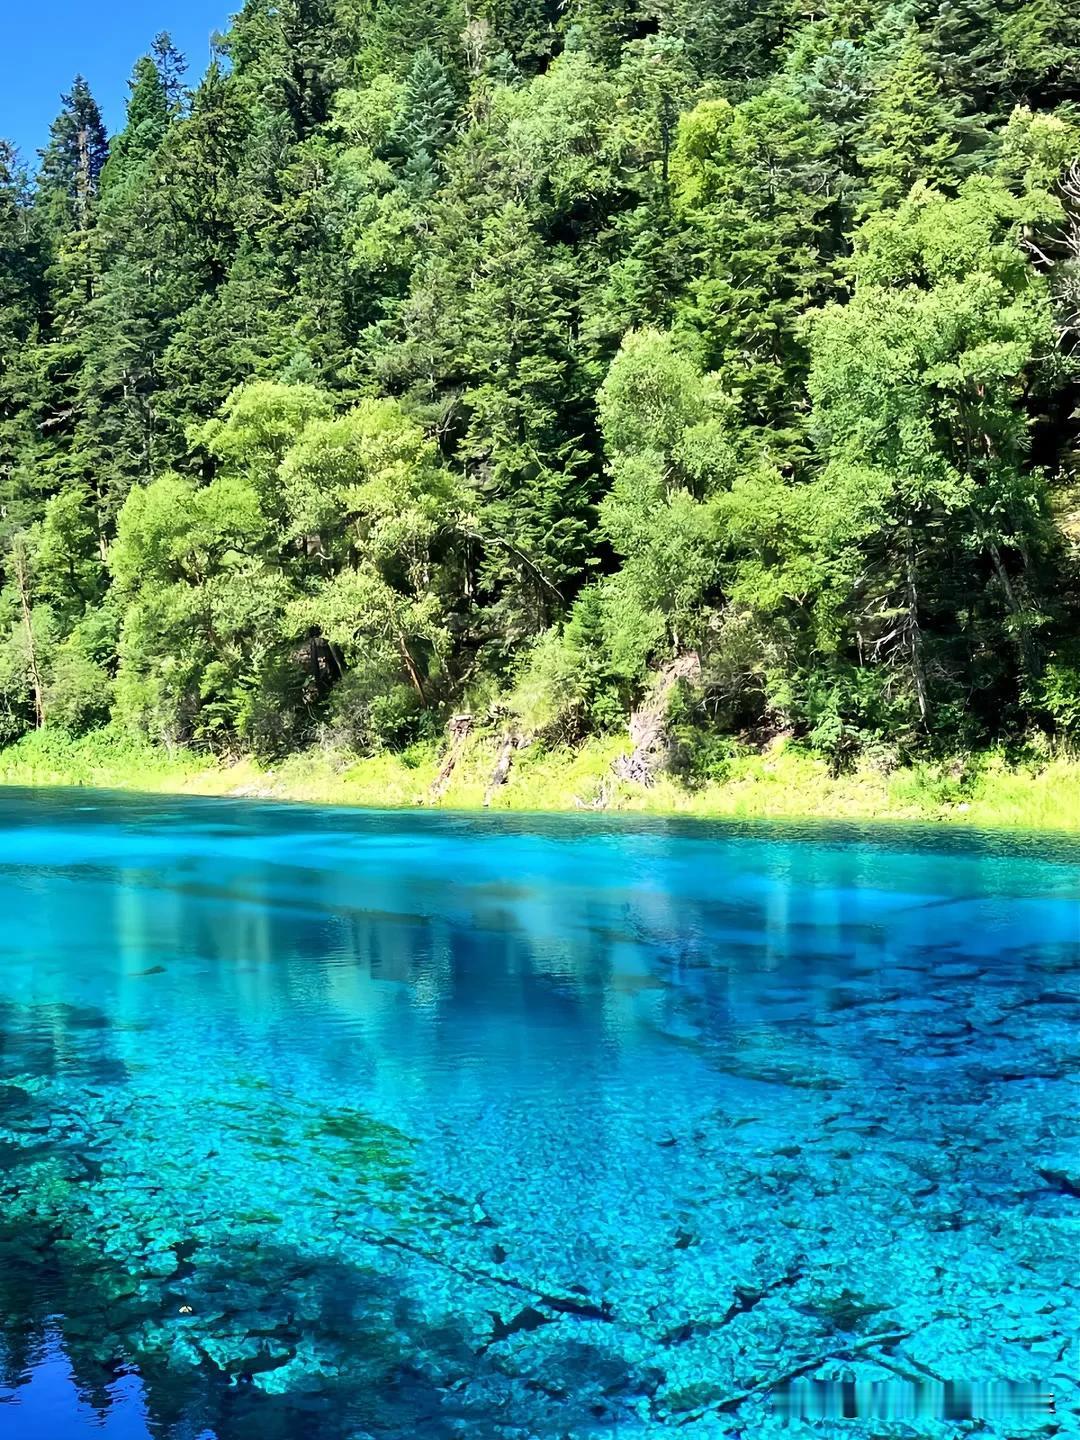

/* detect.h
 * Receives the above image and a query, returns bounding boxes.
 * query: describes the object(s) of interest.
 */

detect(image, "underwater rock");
[1035,1162,1080,1198]
[471,1197,496,1227]
[488,1306,553,1345]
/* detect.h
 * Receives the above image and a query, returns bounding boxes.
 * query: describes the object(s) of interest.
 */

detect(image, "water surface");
[0,791,1077,1438]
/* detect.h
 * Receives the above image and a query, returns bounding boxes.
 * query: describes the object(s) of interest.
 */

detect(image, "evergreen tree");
[102,56,170,185]
[927,0,1008,114]
[37,76,109,233]
[860,30,967,209]
[0,144,46,538]
[394,48,459,170]
[458,200,594,641]
[672,91,840,462]
[658,0,802,89]
[152,32,189,115]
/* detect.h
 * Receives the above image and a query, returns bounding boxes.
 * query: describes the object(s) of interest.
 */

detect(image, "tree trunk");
[12,536,45,729]
[397,634,426,704]
[431,714,473,801]
[985,536,1037,679]
[485,731,520,808]
[904,521,929,725]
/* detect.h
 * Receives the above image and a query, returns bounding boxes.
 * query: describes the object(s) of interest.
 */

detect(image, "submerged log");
[613,652,701,788]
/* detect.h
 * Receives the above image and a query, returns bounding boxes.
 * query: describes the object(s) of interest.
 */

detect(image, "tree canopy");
[0,2,1077,767]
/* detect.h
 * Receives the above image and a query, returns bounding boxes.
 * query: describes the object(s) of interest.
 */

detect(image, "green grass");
[1,725,1079,832]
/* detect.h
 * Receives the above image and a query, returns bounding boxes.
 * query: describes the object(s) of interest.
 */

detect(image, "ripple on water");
[0,793,1076,1438]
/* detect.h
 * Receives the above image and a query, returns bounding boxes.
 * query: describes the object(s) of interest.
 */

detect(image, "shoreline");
[1,729,1080,833]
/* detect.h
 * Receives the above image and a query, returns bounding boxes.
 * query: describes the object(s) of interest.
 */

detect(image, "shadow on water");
[0,995,658,1439]
[0,1213,656,1440]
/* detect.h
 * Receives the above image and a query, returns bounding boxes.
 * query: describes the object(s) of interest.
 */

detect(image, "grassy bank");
[1,725,1080,832]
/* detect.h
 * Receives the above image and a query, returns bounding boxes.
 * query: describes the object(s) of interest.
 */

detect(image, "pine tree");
[230,0,349,139]
[37,76,108,234]
[394,48,459,169]
[482,0,562,72]
[71,48,186,526]
[672,92,841,461]
[152,32,189,115]
[658,0,802,89]
[562,0,645,68]
[927,0,1008,115]
[860,31,965,208]
[29,80,109,514]
[0,143,46,539]
[102,57,170,186]
[345,0,466,85]
[1000,0,1080,107]
[458,201,594,637]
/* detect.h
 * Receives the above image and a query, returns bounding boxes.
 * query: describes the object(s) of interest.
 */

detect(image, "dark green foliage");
[36,76,108,234]
[393,48,460,168]
[0,0,1077,764]
[0,145,46,539]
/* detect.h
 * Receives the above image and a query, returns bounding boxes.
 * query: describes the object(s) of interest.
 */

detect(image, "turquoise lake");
[0,790,1077,1438]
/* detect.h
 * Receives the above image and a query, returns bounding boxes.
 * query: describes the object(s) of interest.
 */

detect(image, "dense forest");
[0,0,1079,782]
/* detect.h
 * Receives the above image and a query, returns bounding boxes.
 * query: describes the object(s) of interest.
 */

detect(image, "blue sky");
[1,0,235,163]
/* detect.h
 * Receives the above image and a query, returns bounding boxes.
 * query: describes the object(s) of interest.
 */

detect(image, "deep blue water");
[0,790,1077,1439]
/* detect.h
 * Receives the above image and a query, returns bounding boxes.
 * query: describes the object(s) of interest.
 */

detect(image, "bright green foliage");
[111,474,268,590]
[283,398,465,726]
[0,0,1076,769]
[671,92,839,458]
[723,178,1064,749]
[200,381,334,514]
[859,31,972,209]
[34,485,107,622]
[109,474,286,751]
[511,585,634,737]
[595,330,738,668]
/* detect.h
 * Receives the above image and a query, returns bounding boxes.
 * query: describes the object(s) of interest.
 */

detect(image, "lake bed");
[0,792,1077,1438]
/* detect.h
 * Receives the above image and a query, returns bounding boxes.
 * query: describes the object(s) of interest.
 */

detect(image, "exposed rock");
[429,713,473,801]
[483,730,531,807]
[472,1196,496,1227]
[613,652,701,787]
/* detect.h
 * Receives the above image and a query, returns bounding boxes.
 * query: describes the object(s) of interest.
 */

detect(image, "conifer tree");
[152,32,189,115]
[394,48,459,169]
[860,31,965,208]
[102,57,170,186]
[0,144,46,538]
[37,77,109,234]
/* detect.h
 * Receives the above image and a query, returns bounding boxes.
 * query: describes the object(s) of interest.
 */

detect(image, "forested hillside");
[1,0,1079,784]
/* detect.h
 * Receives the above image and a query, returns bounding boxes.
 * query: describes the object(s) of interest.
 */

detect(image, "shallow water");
[0,790,1077,1439]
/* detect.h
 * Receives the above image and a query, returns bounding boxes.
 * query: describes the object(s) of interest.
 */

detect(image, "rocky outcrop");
[613,652,701,788]
[429,713,473,801]
[484,730,531,808]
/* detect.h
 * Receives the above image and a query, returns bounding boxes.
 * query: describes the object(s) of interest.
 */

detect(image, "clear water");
[0,790,1077,1440]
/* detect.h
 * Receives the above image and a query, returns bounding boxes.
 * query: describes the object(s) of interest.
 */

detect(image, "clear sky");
[1,0,235,163]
